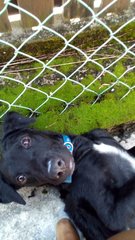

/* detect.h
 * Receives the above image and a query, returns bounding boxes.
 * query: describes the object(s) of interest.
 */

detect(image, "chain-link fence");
[0,0,135,119]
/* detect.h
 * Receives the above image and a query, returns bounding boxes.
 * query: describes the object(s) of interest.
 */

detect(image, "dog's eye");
[16,175,27,185]
[21,136,31,149]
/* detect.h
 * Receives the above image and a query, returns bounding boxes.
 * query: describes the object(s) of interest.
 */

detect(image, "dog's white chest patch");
[93,143,135,170]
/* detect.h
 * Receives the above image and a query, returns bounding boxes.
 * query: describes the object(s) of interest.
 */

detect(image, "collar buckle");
[64,141,73,154]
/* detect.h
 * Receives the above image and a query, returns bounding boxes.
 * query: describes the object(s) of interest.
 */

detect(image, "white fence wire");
[0,0,135,118]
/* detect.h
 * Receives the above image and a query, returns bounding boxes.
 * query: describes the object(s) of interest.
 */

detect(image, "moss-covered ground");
[0,21,135,134]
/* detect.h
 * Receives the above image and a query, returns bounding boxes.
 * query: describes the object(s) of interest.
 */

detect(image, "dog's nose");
[57,159,65,168]
[47,159,66,179]
[56,159,65,178]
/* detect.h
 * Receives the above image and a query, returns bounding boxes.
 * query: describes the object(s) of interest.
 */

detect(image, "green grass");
[0,22,135,133]
[1,91,135,135]
[0,56,135,134]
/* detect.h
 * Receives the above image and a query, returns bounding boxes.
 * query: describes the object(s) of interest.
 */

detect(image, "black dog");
[1,111,135,240]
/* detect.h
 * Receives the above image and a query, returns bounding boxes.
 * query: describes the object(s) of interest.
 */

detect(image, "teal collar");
[62,135,73,183]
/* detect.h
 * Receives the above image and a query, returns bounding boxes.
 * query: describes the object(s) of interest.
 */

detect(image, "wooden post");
[100,0,130,14]
[63,0,78,19]
[115,0,130,13]
[63,0,93,20]
[0,0,11,32]
[54,0,62,6]
[17,0,54,29]
[78,0,94,18]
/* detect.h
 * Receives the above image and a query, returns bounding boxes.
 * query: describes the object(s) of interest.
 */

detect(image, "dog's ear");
[0,175,26,205]
[3,111,35,135]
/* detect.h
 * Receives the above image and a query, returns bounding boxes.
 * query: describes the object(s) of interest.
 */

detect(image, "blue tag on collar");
[62,135,73,183]
[64,175,72,184]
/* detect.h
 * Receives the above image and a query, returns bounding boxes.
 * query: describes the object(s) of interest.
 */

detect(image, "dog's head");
[0,112,75,204]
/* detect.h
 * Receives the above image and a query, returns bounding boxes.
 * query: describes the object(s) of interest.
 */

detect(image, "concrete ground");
[0,131,135,240]
[0,186,68,240]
